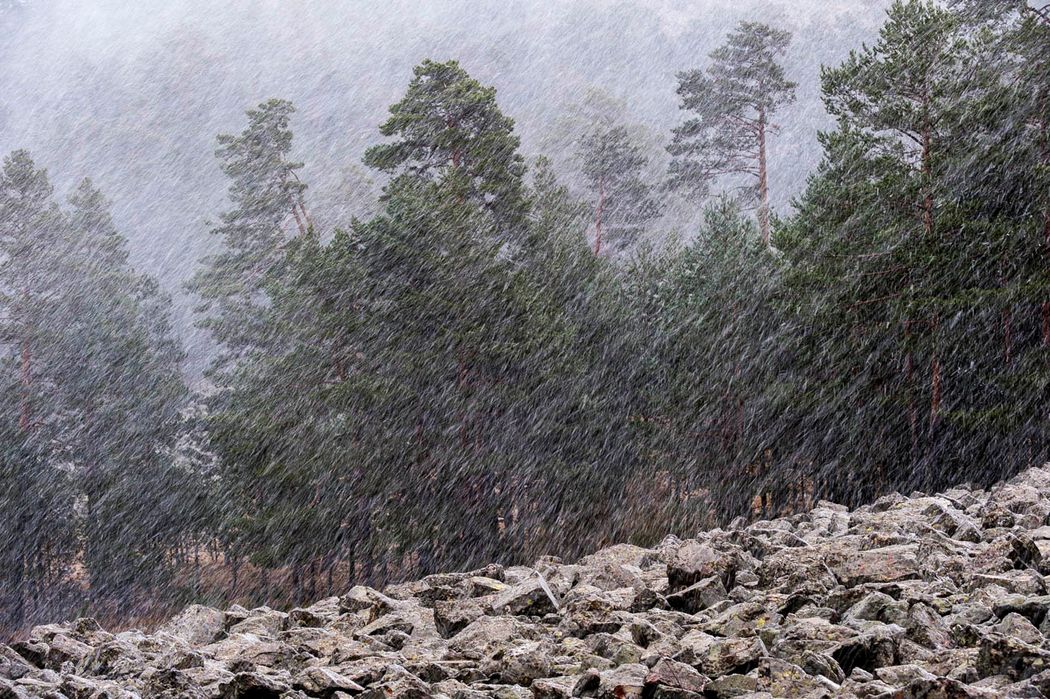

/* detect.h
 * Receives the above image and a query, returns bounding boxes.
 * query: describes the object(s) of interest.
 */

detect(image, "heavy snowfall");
[0,2,1049,695]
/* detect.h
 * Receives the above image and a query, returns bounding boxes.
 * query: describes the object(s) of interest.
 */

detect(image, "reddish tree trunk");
[594,176,605,256]
[297,199,314,232]
[920,121,941,427]
[930,355,942,427]
[921,124,935,238]
[758,106,771,246]
[904,320,918,461]
[291,203,307,237]
[19,339,30,432]
[1042,114,1050,347]
[1043,302,1050,349]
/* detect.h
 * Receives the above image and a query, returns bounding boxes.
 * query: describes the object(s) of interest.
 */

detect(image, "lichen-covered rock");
[825,544,921,587]
[644,657,708,696]
[976,633,1050,681]
[667,541,736,593]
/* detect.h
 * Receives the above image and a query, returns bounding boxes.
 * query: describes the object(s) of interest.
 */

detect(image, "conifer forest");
[0,0,1048,637]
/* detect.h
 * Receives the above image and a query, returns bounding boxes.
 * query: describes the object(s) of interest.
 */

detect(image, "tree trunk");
[1004,306,1014,364]
[307,559,317,602]
[290,203,307,237]
[920,120,940,428]
[930,354,942,427]
[230,554,240,602]
[921,125,935,238]
[291,564,302,606]
[1042,113,1050,347]
[905,320,919,463]
[1043,302,1050,349]
[594,176,605,255]
[758,106,771,246]
[19,338,30,432]
[297,198,315,231]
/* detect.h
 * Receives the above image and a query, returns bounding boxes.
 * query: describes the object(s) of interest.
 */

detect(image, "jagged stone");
[572,663,647,698]
[532,675,578,698]
[976,633,1050,681]
[478,639,553,685]
[488,576,559,617]
[434,596,491,638]
[357,664,430,699]
[676,632,766,677]
[756,547,838,596]
[825,544,921,587]
[287,596,341,628]
[447,615,538,661]
[643,657,708,697]
[293,665,365,694]
[226,607,288,638]
[0,648,31,682]
[701,673,759,698]
[339,585,400,619]
[665,575,727,614]
[157,604,226,646]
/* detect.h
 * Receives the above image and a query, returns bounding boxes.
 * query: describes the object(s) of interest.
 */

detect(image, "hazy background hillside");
[0,0,891,374]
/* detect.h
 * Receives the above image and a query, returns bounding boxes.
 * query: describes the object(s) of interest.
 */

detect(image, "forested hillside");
[1,0,1048,639]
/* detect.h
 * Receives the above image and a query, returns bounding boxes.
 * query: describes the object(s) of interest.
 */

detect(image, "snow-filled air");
[1,0,1050,697]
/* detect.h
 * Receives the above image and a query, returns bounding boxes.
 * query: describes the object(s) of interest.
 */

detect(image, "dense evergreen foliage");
[1,0,1048,633]
[0,153,187,631]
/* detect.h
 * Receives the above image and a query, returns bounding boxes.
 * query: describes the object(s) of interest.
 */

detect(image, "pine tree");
[668,21,797,245]
[0,155,187,617]
[820,0,963,433]
[0,151,66,435]
[0,408,70,632]
[189,99,327,600]
[189,98,308,373]
[363,59,528,234]
[577,125,661,254]
[64,180,188,598]
[0,154,75,621]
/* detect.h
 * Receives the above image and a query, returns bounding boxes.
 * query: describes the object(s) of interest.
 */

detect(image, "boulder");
[825,544,921,587]
[157,604,226,646]
[488,576,559,617]
[572,663,648,698]
[976,633,1050,681]
[643,658,708,697]
[11,465,1050,699]
[676,632,766,677]
[666,576,727,614]
[667,541,736,592]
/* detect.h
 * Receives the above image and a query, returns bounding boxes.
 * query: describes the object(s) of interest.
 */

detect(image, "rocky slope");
[7,468,1050,698]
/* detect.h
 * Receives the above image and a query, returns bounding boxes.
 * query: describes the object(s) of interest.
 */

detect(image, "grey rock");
[157,604,226,646]
[666,576,727,614]
[643,657,708,697]
[488,576,559,617]
[976,633,1050,681]
[572,663,647,698]
[667,541,736,593]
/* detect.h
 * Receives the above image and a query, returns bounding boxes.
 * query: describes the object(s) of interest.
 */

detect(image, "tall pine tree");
[669,21,797,245]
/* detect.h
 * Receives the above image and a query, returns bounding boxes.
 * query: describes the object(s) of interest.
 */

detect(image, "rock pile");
[7,467,1050,698]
